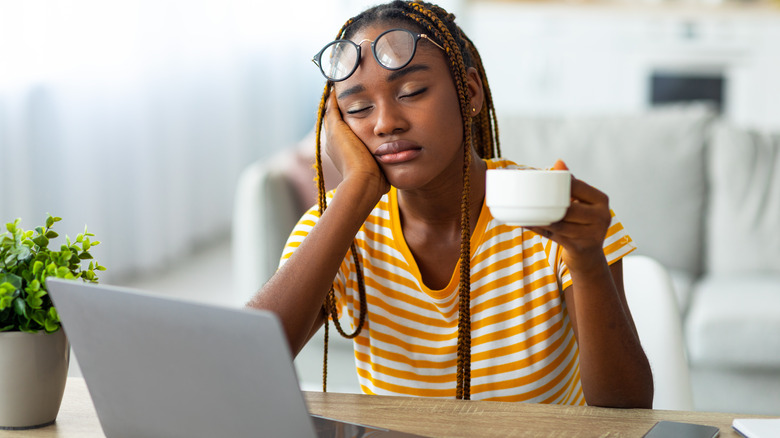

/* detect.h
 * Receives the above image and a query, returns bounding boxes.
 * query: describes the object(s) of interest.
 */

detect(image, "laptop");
[47,278,425,438]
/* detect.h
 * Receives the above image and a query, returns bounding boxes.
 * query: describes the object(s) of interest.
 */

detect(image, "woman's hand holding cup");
[486,160,612,272]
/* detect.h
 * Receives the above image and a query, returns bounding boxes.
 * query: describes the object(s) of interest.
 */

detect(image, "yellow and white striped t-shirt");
[280,158,636,403]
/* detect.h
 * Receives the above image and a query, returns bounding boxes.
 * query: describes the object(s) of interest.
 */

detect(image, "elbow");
[584,367,655,409]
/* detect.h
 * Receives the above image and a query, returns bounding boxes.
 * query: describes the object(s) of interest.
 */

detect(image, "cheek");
[344,117,373,143]
[439,93,465,141]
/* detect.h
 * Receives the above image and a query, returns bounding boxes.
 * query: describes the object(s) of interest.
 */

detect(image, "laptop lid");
[48,278,425,438]
[48,277,319,438]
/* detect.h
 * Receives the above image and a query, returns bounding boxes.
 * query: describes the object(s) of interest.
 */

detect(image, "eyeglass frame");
[311,28,446,82]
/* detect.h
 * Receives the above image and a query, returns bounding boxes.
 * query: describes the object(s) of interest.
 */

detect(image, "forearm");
[246,177,382,357]
[565,257,654,408]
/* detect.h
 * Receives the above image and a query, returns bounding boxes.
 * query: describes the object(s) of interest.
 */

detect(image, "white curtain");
[0,0,350,281]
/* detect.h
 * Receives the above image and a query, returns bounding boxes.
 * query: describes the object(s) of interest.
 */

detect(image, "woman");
[247,0,653,407]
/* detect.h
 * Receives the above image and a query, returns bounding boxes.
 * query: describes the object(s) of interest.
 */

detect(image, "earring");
[472,107,477,113]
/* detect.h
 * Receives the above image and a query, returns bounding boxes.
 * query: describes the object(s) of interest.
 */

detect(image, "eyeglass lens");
[321,42,360,81]
[318,29,416,81]
[374,30,415,69]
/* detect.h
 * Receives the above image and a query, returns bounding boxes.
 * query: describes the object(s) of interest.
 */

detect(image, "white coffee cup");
[485,169,571,226]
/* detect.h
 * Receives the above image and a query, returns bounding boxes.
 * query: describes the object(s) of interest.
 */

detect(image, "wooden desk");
[2,378,766,437]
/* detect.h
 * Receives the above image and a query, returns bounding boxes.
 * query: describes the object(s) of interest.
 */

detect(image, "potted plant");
[0,215,105,430]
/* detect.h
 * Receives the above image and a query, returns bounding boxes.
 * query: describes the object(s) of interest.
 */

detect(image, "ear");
[465,67,484,117]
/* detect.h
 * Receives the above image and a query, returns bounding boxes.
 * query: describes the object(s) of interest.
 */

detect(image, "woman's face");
[333,24,474,192]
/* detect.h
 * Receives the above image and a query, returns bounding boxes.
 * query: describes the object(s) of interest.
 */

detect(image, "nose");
[373,102,409,137]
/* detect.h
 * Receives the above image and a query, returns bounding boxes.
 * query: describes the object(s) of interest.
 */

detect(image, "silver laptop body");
[47,278,423,438]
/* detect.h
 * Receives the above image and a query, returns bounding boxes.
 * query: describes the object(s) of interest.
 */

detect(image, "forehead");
[345,24,448,70]
[349,22,419,42]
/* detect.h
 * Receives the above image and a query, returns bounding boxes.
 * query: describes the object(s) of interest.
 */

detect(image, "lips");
[373,140,422,164]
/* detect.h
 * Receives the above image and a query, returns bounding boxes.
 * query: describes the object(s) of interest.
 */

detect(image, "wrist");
[336,173,387,213]
[563,248,610,278]
[344,171,387,199]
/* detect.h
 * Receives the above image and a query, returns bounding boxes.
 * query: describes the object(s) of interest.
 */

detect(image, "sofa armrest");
[232,160,302,305]
[686,274,780,369]
[623,255,693,410]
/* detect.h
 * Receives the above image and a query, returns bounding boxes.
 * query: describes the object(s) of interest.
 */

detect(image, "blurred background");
[0,0,398,295]
[3,0,780,413]
[3,0,779,297]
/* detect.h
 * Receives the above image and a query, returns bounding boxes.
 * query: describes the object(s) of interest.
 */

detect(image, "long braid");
[315,19,369,393]
[313,0,500,399]
[404,1,475,400]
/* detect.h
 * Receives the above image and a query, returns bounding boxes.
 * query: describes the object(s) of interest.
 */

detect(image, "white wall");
[0,0,350,281]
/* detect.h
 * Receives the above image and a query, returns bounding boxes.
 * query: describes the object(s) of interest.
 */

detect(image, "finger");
[551,159,569,171]
[552,202,608,227]
[525,226,554,239]
[569,177,608,206]
[324,92,343,134]
[325,92,337,117]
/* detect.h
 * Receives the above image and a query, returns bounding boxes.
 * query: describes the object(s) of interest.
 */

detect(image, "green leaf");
[0,282,15,297]
[45,230,59,239]
[32,260,44,276]
[27,279,41,292]
[26,288,44,309]
[56,266,69,277]
[48,306,59,322]
[6,219,20,234]
[0,295,14,310]
[0,324,15,332]
[44,319,59,333]
[32,235,49,248]
[44,320,59,333]
[31,309,46,326]
[0,273,23,290]
[13,297,28,319]
[46,216,55,228]
[79,251,93,260]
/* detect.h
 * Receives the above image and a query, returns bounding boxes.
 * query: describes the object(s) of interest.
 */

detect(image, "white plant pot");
[0,329,69,430]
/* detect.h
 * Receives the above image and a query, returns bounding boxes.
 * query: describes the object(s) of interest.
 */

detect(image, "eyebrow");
[336,64,432,100]
[387,63,430,82]
[337,85,366,100]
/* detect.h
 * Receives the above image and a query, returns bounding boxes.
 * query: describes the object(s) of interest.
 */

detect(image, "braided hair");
[314,0,500,400]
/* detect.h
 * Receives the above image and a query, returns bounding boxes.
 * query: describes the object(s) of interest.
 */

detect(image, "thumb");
[551,159,569,171]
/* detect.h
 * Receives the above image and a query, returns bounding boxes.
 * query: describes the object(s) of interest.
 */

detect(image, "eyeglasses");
[312,28,445,82]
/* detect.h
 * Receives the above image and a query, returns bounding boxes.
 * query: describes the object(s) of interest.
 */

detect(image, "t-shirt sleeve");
[278,194,350,307]
[559,209,637,291]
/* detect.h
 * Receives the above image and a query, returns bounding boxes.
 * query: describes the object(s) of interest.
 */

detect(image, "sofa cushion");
[705,123,780,274]
[498,104,715,283]
[686,274,780,369]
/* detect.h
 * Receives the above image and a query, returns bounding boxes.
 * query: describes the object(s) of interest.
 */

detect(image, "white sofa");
[232,104,780,414]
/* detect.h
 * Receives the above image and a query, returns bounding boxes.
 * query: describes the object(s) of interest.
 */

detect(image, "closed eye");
[346,106,372,115]
[400,87,427,99]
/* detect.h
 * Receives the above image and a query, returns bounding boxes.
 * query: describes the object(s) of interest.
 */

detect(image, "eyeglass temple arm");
[421,34,445,51]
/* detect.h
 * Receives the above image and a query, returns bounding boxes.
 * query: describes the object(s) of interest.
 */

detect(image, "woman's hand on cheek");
[324,92,389,198]
[527,160,612,272]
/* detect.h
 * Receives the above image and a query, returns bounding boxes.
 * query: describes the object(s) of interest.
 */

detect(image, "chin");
[384,168,429,191]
